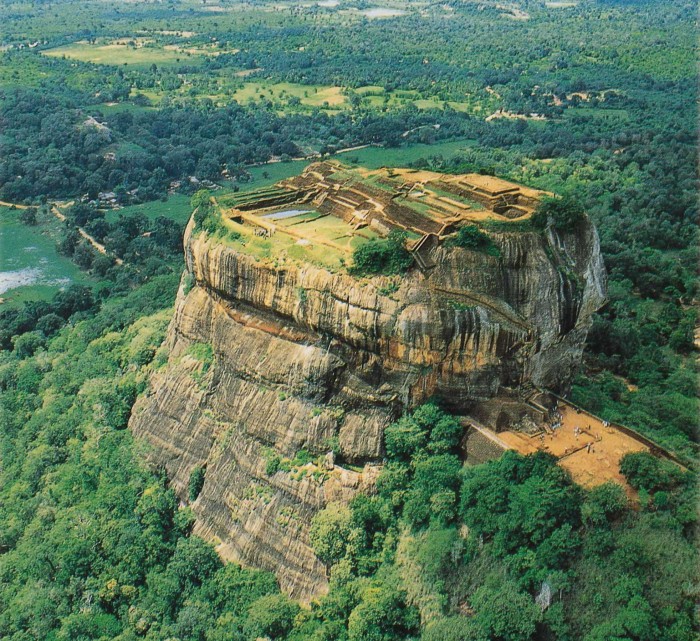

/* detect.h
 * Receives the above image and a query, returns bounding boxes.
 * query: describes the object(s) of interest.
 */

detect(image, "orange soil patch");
[498,403,648,489]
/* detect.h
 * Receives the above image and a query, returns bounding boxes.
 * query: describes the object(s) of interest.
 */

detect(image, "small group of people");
[548,410,563,432]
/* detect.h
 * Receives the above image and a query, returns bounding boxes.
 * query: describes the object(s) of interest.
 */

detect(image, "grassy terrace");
[427,184,486,210]
[214,216,351,271]
[201,161,545,273]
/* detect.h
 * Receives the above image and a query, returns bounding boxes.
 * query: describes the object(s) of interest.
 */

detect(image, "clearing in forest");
[43,39,209,67]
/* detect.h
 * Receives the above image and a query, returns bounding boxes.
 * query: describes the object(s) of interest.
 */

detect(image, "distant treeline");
[0,85,471,203]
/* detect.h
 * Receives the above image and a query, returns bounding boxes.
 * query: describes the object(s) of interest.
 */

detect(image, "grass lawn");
[355,85,385,95]
[214,217,347,271]
[220,160,313,197]
[232,81,346,108]
[43,40,207,68]
[104,194,193,225]
[336,137,477,168]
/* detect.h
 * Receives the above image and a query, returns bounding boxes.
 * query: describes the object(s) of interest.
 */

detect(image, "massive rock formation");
[130,163,606,601]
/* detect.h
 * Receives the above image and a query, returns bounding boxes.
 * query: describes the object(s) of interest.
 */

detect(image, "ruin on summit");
[219,161,548,270]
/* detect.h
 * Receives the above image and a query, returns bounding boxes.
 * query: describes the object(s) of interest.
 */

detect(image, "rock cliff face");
[130,167,606,601]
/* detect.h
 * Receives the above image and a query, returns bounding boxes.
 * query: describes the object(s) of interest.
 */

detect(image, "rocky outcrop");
[130,172,606,602]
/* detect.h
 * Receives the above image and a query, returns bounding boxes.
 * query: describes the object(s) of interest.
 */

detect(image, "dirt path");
[0,200,29,209]
[333,143,375,154]
[1,199,124,268]
[50,204,124,265]
[401,124,440,138]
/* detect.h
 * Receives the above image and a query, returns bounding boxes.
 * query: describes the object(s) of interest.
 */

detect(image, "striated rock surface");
[130,165,606,601]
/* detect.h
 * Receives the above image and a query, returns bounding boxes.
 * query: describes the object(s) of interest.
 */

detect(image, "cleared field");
[357,7,408,18]
[105,194,193,225]
[43,40,207,67]
[335,137,477,167]
[232,81,347,108]
[564,107,629,121]
[355,85,384,95]
[229,81,482,114]
[97,102,155,116]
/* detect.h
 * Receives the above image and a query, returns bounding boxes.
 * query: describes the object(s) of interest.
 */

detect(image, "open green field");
[230,160,314,195]
[335,137,477,167]
[104,194,193,225]
[0,207,92,307]
[231,81,346,108]
[213,81,491,116]
[43,39,208,68]
[563,107,630,121]
[215,218,346,271]
[97,102,155,116]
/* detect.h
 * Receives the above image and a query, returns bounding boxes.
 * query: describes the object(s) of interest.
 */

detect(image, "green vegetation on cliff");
[350,230,413,277]
[305,404,696,641]
[446,225,501,256]
[0,277,300,641]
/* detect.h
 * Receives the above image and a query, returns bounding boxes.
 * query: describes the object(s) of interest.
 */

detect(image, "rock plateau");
[130,162,606,600]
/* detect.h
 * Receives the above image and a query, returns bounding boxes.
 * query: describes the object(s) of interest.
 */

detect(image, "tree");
[35,313,64,337]
[247,594,300,639]
[11,330,45,358]
[73,241,95,270]
[422,616,481,641]
[188,465,206,502]
[19,207,38,225]
[350,230,413,276]
[471,579,539,641]
[448,224,500,256]
[384,415,428,461]
[403,454,461,527]
[347,582,420,641]
[532,195,585,231]
[581,483,628,528]
[310,502,353,567]
[620,452,685,493]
